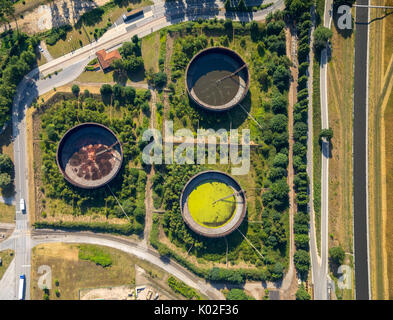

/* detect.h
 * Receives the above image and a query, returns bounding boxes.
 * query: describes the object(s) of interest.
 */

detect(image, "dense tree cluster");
[313,26,333,54]
[329,246,345,266]
[111,36,144,75]
[0,30,38,129]
[45,25,72,46]
[295,284,311,300]
[152,17,291,282]
[0,0,14,27]
[38,94,150,234]
[285,0,313,281]
[171,35,208,79]
[0,153,13,189]
[146,70,167,89]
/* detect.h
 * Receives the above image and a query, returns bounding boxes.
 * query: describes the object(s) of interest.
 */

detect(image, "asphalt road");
[309,0,333,301]
[29,230,225,300]
[353,0,371,300]
[0,0,285,300]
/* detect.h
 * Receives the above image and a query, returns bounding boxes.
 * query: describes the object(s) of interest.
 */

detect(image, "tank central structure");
[180,171,247,238]
[185,47,250,112]
[56,123,123,189]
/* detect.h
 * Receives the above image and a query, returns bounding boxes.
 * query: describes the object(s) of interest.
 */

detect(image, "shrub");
[78,245,112,267]
[329,246,345,265]
[167,276,201,300]
[296,284,311,300]
[294,249,310,278]
[226,288,255,300]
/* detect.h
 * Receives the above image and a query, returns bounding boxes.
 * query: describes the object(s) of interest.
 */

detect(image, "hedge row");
[285,1,314,280]
[34,220,141,236]
[167,276,201,300]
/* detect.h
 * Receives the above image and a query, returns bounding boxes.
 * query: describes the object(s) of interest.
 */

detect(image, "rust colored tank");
[56,123,123,189]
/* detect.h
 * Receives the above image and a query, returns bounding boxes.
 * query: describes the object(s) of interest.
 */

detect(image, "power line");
[353,4,393,9]
[238,102,263,130]
[237,229,264,259]
[106,184,131,222]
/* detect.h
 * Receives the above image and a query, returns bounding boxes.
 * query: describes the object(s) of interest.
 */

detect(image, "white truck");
[20,198,25,213]
[18,275,25,300]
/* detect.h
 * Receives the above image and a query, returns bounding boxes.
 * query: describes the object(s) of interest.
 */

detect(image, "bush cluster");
[285,0,314,280]
[0,31,38,129]
[167,276,201,300]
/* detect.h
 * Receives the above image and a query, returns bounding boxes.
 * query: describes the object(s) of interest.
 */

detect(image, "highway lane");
[353,0,371,300]
[11,74,41,300]
[1,0,285,300]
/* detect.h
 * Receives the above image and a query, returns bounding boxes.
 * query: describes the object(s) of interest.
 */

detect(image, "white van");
[20,198,25,213]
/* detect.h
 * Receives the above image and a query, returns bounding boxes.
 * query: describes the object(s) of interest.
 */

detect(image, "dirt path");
[162,34,174,139]
[39,40,53,62]
[142,88,157,248]
[280,26,298,300]
[143,168,154,247]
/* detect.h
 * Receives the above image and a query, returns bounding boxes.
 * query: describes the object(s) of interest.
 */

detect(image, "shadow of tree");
[113,70,128,85]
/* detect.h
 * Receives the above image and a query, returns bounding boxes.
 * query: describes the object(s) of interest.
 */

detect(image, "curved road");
[308,0,333,301]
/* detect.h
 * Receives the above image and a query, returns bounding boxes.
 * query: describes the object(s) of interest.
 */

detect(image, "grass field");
[75,68,146,85]
[326,20,355,300]
[382,0,393,301]
[14,0,50,15]
[30,243,177,300]
[368,0,393,300]
[327,23,354,254]
[0,250,14,281]
[383,90,393,299]
[0,203,15,223]
[142,32,160,73]
[188,182,237,228]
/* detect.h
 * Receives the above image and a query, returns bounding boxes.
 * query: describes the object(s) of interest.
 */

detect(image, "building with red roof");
[95,49,121,71]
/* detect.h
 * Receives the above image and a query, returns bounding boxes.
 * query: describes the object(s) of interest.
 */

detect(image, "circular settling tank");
[180,171,247,238]
[56,123,123,189]
[185,47,250,112]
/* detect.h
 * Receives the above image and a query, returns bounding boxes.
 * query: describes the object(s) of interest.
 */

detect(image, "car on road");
[20,198,25,213]
[38,45,44,53]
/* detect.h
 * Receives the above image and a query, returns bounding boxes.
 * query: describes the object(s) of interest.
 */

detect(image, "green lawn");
[142,32,160,73]
[0,250,14,281]
[0,203,15,223]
